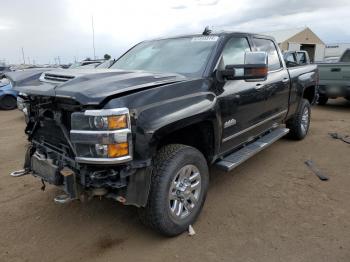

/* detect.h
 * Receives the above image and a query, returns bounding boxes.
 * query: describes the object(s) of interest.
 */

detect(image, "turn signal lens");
[108,115,128,129]
[108,143,129,158]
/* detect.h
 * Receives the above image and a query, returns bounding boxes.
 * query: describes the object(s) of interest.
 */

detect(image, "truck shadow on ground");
[317,99,350,112]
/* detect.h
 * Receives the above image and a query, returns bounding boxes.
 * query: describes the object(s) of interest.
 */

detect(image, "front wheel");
[138,144,209,236]
[286,99,311,140]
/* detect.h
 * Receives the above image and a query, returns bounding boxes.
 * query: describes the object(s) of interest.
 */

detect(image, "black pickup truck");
[8,31,318,236]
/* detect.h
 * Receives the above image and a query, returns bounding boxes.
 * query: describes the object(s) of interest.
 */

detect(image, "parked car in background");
[0,77,17,110]
[317,49,350,104]
[324,56,340,63]
[283,50,310,67]
[95,59,116,69]
[0,65,12,78]
[69,59,105,69]
[8,31,318,236]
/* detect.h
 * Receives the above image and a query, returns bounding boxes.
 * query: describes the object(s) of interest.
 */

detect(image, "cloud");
[0,0,349,64]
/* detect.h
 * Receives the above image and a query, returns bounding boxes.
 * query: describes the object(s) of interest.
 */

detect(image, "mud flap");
[125,167,152,207]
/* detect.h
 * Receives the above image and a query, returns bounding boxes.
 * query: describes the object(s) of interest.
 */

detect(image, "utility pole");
[92,15,96,59]
[57,56,61,65]
[21,47,26,64]
[28,57,31,64]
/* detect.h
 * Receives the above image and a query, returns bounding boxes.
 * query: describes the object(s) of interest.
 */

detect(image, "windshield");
[111,36,219,76]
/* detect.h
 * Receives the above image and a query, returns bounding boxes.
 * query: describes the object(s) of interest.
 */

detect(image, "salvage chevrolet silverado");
[7,31,318,236]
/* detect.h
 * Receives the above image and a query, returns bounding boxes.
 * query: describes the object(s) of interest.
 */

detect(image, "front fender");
[104,78,220,162]
[136,91,218,159]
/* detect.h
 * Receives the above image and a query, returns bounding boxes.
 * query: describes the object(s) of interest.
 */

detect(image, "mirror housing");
[219,51,268,81]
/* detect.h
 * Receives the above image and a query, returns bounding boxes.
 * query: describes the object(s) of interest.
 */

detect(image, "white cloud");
[0,0,349,64]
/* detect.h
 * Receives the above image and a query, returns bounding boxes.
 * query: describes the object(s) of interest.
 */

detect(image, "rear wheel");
[138,144,209,236]
[317,95,328,105]
[286,99,311,140]
[0,95,17,110]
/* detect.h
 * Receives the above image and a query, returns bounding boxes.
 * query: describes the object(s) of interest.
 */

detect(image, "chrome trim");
[70,129,130,144]
[76,155,132,164]
[84,108,129,117]
[222,110,287,143]
[70,129,131,134]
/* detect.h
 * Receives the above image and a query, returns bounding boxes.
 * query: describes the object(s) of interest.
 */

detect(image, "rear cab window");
[297,52,307,64]
[285,53,297,63]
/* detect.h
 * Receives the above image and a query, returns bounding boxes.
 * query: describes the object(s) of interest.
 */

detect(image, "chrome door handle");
[255,83,264,90]
[282,78,289,83]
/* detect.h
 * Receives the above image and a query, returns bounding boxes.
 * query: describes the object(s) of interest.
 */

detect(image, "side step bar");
[216,128,289,172]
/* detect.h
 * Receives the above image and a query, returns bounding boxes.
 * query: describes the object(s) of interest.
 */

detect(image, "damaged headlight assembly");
[70,108,132,164]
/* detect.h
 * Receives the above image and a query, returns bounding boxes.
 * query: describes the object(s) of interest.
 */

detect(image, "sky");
[1,0,350,64]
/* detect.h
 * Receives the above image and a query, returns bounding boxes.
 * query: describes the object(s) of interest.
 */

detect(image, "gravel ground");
[0,99,349,262]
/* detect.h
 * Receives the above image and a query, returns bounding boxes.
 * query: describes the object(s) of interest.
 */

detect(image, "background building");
[324,43,350,59]
[264,27,325,62]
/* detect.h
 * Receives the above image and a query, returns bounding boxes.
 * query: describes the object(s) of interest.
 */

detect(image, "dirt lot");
[0,99,349,262]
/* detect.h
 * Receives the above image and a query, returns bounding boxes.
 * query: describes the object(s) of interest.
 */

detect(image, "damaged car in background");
[7,30,318,236]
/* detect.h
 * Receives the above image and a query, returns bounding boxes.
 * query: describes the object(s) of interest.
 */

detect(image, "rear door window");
[253,38,282,71]
[221,37,251,67]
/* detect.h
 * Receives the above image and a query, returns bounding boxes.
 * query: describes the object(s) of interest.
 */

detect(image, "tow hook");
[54,194,72,204]
[10,169,31,177]
[54,167,78,205]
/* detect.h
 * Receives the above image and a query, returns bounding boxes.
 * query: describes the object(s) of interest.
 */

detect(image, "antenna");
[202,26,212,36]
[21,47,26,64]
[92,15,96,59]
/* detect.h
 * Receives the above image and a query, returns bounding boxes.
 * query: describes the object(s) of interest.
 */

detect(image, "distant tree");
[104,54,111,60]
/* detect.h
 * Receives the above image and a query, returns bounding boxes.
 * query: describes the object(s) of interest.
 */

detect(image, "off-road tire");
[138,144,209,237]
[317,95,328,105]
[286,99,311,140]
[0,95,17,110]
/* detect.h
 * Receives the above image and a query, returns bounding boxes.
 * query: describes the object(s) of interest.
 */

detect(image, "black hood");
[7,68,187,105]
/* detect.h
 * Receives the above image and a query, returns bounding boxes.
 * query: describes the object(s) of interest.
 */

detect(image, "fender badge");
[224,119,237,128]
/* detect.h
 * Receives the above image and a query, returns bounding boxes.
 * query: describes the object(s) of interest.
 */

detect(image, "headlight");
[70,108,132,164]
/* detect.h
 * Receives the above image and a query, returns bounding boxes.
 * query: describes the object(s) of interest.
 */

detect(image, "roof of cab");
[147,31,276,42]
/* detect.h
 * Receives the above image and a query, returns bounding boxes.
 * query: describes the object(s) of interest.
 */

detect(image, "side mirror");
[219,51,268,81]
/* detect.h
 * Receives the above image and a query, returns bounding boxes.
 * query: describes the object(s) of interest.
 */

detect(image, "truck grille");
[43,73,75,83]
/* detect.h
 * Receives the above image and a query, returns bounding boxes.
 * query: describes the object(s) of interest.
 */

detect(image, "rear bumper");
[318,85,350,98]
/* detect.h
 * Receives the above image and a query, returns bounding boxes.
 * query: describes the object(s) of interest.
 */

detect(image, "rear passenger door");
[253,38,290,121]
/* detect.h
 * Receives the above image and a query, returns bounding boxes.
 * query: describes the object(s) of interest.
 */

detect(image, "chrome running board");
[216,128,289,172]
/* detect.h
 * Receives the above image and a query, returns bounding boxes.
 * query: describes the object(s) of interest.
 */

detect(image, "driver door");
[216,37,270,154]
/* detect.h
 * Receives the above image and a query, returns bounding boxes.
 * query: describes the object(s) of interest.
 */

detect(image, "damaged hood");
[6,68,187,105]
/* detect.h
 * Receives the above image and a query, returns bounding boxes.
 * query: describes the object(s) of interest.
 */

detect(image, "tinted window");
[254,38,282,71]
[221,37,251,66]
[340,50,350,62]
[297,52,307,64]
[285,53,296,63]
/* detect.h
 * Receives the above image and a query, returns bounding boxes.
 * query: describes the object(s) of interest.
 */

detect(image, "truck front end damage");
[12,96,151,206]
